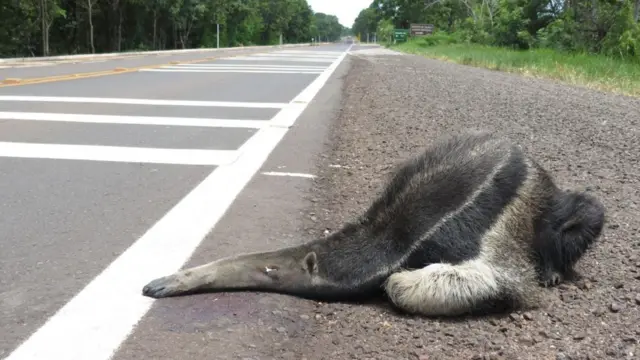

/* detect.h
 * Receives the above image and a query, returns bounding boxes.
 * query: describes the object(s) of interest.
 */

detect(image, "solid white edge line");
[0,112,269,129]
[0,142,239,166]
[140,69,323,74]
[0,96,288,109]
[3,44,352,360]
[261,171,316,178]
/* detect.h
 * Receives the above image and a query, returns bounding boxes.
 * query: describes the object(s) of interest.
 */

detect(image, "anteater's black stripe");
[404,146,529,267]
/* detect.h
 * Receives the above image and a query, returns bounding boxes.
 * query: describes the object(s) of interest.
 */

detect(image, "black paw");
[540,270,563,288]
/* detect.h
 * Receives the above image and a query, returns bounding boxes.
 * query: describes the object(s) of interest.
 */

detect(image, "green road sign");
[394,29,409,43]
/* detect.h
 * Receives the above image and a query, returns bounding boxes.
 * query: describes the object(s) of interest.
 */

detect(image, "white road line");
[141,69,323,74]
[249,53,339,58]
[0,96,288,109]
[2,44,352,360]
[275,51,343,55]
[0,112,269,129]
[261,171,316,178]
[0,142,239,165]
[177,64,327,69]
[230,57,336,62]
[158,66,327,71]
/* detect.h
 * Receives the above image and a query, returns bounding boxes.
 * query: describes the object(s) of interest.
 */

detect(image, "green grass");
[390,39,640,98]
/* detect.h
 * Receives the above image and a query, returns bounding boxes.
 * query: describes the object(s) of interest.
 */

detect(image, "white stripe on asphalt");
[275,50,343,55]
[249,53,339,58]
[174,63,328,69]
[3,44,352,360]
[159,65,327,70]
[261,171,316,178]
[140,68,323,74]
[0,96,288,109]
[230,57,336,62]
[0,112,269,128]
[0,142,238,165]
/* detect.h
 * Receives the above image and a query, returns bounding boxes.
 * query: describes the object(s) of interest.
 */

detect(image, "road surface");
[0,42,362,360]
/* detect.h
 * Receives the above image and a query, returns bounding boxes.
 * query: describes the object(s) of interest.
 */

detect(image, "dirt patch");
[265,50,640,359]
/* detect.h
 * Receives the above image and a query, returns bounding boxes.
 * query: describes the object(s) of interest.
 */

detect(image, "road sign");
[394,29,409,43]
[410,23,434,36]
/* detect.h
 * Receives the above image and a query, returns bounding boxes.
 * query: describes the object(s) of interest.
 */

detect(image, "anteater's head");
[251,249,320,289]
[551,189,606,270]
[141,246,321,299]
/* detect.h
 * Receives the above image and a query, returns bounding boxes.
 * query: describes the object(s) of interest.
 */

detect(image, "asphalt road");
[0,42,364,360]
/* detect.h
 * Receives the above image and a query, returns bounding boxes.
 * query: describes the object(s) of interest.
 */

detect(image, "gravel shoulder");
[264,47,640,360]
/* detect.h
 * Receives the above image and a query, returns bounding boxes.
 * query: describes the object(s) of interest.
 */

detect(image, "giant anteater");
[142,131,605,316]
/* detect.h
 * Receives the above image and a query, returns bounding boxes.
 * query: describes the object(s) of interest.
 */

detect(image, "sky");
[307,0,371,28]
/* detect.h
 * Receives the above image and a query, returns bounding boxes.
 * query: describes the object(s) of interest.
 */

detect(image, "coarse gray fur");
[142,131,606,317]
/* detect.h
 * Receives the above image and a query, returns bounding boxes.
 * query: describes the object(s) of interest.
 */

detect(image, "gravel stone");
[258,47,640,359]
[573,332,587,340]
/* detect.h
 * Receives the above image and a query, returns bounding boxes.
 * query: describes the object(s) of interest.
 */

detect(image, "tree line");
[352,0,640,59]
[0,0,346,58]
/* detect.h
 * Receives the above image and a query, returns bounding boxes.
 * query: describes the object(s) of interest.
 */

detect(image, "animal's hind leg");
[383,260,507,317]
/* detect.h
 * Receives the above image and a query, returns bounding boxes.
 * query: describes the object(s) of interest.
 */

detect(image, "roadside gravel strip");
[263,47,640,359]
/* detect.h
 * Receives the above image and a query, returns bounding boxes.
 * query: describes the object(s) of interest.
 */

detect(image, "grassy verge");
[390,39,640,98]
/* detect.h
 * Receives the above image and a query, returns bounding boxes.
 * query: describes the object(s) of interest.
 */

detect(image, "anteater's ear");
[302,252,318,275]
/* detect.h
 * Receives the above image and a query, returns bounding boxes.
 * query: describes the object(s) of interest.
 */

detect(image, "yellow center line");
[0,51,262,88]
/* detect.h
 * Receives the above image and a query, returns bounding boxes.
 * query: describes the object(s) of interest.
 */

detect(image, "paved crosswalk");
[140,50,341,74]
[0,48,344,166]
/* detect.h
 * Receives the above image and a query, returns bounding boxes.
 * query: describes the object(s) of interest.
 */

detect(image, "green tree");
[376,18,394,43]
[311,12,344,42]
[353,7,379,40]
[351,0,640,59]
[0,0,341,58]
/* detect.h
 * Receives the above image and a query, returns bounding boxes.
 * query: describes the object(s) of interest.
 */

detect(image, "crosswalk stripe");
[0,96,288,109]
[0,142,239,165]
[0,112,270,128]
[230,56,336,62]
[168,64,327,69]
[141,68,323,74]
